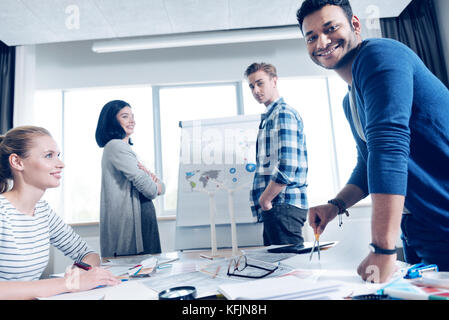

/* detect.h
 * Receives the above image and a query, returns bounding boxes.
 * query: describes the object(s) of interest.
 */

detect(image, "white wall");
[35,38,332,90]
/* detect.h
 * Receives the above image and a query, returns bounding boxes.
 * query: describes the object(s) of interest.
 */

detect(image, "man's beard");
[333,44,360,70]
[313,38,360,70]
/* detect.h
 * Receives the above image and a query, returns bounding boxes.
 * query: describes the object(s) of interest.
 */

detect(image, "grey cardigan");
[99,139,165,257]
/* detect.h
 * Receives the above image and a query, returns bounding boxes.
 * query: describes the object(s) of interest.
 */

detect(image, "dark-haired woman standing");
[95,100,164,257]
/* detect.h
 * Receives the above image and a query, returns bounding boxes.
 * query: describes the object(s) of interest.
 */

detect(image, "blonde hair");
[0,126,51,193]
[244,62,278,79]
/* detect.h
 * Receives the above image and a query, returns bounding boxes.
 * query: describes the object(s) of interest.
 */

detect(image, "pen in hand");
[73,261,92,271]
[66,262,122,292]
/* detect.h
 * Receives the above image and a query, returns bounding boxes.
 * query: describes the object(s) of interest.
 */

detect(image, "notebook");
[218,275,342,300]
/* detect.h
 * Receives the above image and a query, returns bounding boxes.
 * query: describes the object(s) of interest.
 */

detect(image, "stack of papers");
[102,255,180,276]
[218,275,342,300]
[104,281,158,300]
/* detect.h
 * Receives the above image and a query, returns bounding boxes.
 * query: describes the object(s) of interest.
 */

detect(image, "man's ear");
[272,76,278,88]
[352,15,362,36]
[9,154,24,171]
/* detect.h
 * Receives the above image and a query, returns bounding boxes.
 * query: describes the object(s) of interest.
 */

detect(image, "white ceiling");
[0,0,412,46]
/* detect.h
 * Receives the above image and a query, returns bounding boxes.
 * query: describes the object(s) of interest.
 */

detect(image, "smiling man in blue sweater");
[297,0,449,283]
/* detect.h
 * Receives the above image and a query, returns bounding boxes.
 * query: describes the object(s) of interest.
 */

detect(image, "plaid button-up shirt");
[250,97,308,221]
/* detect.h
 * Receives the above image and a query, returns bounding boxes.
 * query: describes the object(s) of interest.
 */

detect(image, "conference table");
[43,241,404,300]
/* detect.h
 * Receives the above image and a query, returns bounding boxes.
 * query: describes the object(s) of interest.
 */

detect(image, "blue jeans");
[401,214,449,271]
[261,203,307,246]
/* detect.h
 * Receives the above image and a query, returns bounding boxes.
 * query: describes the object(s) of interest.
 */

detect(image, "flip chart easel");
[199,184,244,259]
[175,115,263,252]
[199,192,220,259]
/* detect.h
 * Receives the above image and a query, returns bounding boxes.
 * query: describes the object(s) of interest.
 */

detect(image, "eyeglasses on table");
[227,255,278,279]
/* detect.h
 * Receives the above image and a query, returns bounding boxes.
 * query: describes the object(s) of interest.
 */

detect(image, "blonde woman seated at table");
[0,126,120,300]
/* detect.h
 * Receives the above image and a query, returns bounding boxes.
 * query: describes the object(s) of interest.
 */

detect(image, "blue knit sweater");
[343,38,449,232]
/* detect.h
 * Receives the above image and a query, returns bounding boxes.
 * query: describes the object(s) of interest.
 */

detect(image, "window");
[327,76,370,205]
[33,90,63,214]
[157,83,239,213]
[327,76,357,188]
[277,77,338,205]
[34,86,153,224]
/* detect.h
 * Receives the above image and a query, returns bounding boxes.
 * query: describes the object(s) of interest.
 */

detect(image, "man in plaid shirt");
[245,62,309,246]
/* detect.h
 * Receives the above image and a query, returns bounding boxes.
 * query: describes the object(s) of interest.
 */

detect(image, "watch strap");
[369,243,397,255]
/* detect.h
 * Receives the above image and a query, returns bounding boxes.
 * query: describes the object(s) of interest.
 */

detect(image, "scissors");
[309,214,321,261]
[309,233,320,261]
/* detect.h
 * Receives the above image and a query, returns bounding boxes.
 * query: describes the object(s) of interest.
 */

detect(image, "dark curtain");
[380,0,449,88]
[0,41,15,134]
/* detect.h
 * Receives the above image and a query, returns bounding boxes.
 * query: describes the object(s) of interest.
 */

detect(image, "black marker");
[73,261,92,271]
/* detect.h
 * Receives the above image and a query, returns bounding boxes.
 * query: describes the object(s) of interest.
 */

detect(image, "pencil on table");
[213,266,221,278]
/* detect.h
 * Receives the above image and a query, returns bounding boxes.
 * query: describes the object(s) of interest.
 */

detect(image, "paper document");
[38,286,108,300]
[243,251,296,263]
[102,252,179,266]
[104,281,158,300]
[104,265,133,276]
[200,257,291,280]
[218,275,342,300]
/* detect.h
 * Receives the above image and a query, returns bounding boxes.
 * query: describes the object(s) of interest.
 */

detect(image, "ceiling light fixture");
[92,25,302,53]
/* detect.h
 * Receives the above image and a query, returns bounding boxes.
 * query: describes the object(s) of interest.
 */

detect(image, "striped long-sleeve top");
[0,195,95,281]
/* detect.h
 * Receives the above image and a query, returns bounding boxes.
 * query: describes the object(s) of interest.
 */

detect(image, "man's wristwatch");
[369,243,397,255]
